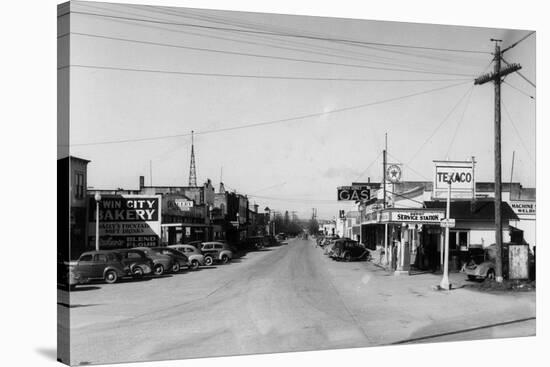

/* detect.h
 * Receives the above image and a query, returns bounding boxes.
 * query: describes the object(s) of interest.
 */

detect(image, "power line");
[354,151,383,181]
[503,80,535,100]
[405,85,474,166]
[502,31,535,53]
[74,2,488,76]
[501,102,535,164]
[387,189,427,207]
[66,32,475,77]
[501,58,535,88]
[445,87,475,157]
[127,4,488,69]
[68,80,469,147]
[62,63,471,83]
[388,152,431,181]
[69,10,491,55]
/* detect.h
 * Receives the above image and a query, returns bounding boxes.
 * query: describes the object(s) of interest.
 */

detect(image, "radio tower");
[188,130,197,187]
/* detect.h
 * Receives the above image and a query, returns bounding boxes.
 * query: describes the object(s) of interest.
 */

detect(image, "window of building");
[74,172,85,199]
[449,230,469,250]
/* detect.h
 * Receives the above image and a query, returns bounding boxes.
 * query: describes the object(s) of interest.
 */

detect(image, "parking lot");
[61,237,535,365]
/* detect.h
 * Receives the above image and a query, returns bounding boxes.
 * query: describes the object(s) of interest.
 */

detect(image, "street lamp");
[94,192,102,251]
[440,181,452,290]
[264,207,271,235]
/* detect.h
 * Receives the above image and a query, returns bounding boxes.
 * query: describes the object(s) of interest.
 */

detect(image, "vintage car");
[69,250,130,288]
[133,247,176,275]
[114,249,154,277]
[168,244,205,270]
[463,244,505,280]
[200,242,233,266]
[238,236,266,251]
[155,247,190,272]
[331,239,370,261]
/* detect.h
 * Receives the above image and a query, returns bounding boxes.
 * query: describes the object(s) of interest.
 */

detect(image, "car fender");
[103,266,125,278]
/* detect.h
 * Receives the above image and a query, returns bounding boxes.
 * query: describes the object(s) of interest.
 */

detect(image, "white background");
[0,0,547,366]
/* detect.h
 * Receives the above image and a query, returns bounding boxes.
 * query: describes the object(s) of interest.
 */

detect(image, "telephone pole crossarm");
[474,63,522,85]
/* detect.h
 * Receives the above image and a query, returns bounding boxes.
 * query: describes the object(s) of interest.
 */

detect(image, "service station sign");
[433,160,475,199]
[337,185,371,201]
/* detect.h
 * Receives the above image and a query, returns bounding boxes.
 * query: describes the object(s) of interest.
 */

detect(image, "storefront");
[161,194,210,244]
[362,208,446,274]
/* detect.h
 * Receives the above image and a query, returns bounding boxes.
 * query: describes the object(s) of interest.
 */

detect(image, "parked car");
[463,243,508,281]
[331,239,370,261]
[275,233,287,242]
[155,247,190,272]
[324,241,337,256]
[320,236,338,248]
[238,236,265,251]
[264,235,279,247]
[115,249,154,277]
[133,247,176,275]
[70,250,130,288]
[168,244,205,270]
[200,241,233,266]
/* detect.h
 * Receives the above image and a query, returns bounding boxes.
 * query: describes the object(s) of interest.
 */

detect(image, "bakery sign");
[433,160,475,199]
[88,194,162,248]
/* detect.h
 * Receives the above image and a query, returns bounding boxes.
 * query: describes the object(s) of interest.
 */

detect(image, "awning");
[424,200,519,221]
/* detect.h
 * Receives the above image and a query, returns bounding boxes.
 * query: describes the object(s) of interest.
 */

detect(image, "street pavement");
[63,238,535,365]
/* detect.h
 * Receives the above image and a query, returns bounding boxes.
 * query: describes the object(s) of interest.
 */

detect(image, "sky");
[62,0,536,220]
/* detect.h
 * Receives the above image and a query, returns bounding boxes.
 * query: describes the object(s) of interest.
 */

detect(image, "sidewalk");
[315,242,536,346]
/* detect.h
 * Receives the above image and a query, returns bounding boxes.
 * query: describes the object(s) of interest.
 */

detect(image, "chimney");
[139,176,145,189]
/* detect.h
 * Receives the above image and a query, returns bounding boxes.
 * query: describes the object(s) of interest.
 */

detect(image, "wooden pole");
[494,43,504,283]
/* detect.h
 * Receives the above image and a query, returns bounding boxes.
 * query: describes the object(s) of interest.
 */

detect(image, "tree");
[307,218,319,235]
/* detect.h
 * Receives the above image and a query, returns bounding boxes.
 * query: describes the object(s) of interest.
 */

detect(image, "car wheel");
[172,263,180,273]
[132,266,144,278]
[204,256,214,266]
[486,269,495,280]
[104,270,118,284]
[154,264,164,276]
[190,260,200,270]
[221,255,230,264]
[344,253,352,262]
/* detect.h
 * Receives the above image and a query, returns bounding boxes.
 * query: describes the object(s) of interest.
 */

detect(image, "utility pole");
[474,39,521,283]
[383,133,389,266]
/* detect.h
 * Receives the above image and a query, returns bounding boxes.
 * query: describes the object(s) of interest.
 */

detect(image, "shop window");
[449,230,469,250]
[74,172,85,199]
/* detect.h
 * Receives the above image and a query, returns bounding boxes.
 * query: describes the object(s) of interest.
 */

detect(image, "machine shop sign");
[433,160,475,199]
[510,201,536,216]
[337,186,371,201]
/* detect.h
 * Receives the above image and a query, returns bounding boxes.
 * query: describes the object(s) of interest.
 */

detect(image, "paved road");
[67,239,372,365]
[64,238,535,365]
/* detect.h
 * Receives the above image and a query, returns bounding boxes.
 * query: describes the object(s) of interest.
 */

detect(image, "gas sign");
[337,186,371,201]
